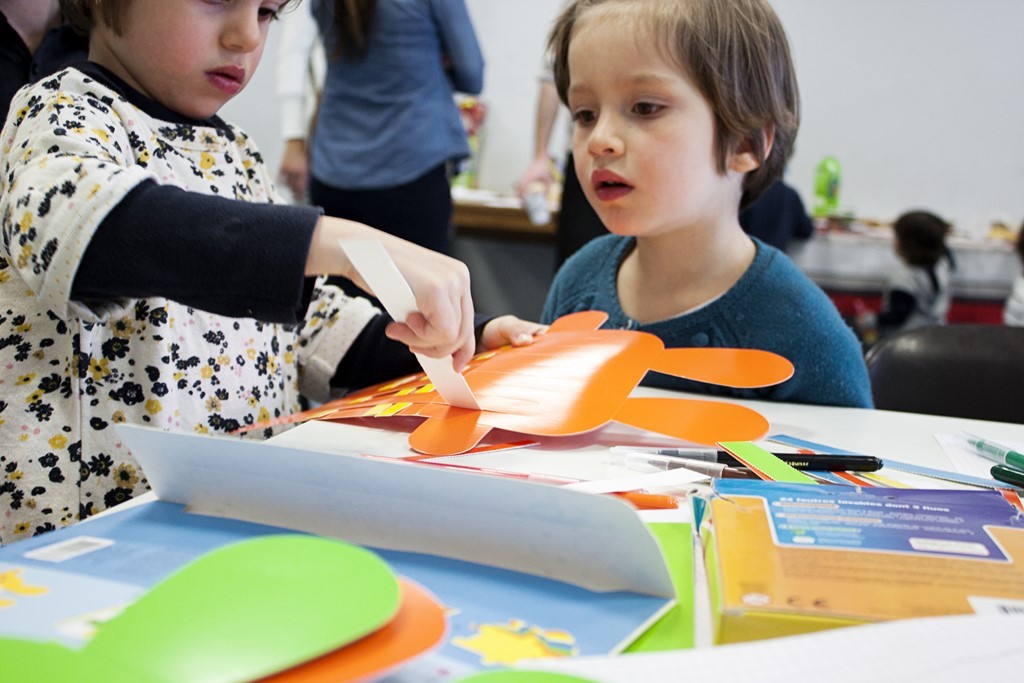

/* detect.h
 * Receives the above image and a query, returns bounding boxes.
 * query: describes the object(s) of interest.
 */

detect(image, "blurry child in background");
[1004,223,1024,326]
[541,0,871,408]
[0,0,538,544]
[875,211,954,337]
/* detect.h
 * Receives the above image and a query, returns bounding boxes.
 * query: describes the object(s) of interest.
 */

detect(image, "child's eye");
[633,102,664,117]
[572,109,597,126]
[258,2,284,21]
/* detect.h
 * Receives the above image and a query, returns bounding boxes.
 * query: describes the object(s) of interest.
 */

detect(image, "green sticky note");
[719,441,818,484]
[625,522,695,652]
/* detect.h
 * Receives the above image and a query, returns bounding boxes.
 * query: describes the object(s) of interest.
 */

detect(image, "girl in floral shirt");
[0,0,539,544]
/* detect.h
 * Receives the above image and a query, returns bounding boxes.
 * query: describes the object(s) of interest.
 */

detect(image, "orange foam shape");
[245,311,794,454]
[262,578,446,683]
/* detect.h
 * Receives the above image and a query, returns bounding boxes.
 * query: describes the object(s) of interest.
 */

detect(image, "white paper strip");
[338,238,479,409]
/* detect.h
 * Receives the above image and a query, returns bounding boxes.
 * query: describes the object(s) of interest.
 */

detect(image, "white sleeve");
[0,75,151,320]
[276,1,320,141]
[296,278,381,403]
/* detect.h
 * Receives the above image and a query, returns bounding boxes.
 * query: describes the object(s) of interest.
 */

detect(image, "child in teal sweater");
[541,0,870,407]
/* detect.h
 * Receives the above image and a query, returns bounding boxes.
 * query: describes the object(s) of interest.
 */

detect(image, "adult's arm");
[432,0,484,94]
[276,0,319,142]
[516,79,561,196]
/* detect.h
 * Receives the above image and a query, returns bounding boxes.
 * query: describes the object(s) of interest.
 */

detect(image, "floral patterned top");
[0,67,379,544]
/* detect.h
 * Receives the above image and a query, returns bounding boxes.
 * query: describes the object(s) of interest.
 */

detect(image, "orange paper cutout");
[244,311,794,455]
[262,578,446,683]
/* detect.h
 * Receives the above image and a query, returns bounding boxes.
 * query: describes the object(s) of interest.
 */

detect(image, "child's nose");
[586,117,624,157]
[222,10,263,52]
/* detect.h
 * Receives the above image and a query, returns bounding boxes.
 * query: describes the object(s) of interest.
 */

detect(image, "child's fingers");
[453,288,475,370]
[403,260,474,361]
[478,315,547,351]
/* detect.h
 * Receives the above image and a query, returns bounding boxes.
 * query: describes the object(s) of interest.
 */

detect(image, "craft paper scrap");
[233,310,793,453]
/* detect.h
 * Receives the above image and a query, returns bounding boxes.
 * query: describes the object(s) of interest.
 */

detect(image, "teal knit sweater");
[541,236,872,408]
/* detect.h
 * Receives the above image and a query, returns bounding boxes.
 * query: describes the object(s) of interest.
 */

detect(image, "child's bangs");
[579,0,694,76]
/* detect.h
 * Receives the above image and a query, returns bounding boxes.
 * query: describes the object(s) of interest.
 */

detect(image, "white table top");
[94,390,1024,677]
[267,394,1024,656]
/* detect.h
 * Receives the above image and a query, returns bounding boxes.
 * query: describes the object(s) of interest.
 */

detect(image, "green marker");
[991,464,1024,489]
[959,432,1024,470]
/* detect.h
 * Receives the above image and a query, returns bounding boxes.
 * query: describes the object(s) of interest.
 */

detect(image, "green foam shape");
[0,534,400,683]
[720,441,818,484]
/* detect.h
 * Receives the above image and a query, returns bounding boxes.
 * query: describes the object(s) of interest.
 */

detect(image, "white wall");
[226,0,1024,233]
[771,0,1024,235]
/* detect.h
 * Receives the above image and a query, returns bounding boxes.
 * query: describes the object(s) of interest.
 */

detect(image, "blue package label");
[713,480,1024,561]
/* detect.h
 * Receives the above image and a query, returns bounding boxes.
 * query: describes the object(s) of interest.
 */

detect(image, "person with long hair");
[876,210,955,336]
[277,0,483,256]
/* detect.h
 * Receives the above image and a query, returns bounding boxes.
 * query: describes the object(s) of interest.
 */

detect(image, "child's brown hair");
[60,0,132,35]
[893,210,950,267]
[548,0,800,208]
[60,0,297,36]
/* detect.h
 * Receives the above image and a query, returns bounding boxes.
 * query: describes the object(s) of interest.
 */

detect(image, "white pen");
[614,450,713,472]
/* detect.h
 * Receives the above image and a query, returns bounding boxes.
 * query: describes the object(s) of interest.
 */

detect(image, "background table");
[451,187,557,240]
[790,227,1018,322]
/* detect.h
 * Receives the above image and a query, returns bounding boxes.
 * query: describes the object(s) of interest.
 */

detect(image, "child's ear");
[728,125,775,174]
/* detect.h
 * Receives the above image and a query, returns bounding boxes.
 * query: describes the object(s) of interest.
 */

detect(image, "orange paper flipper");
[243,311,793,455]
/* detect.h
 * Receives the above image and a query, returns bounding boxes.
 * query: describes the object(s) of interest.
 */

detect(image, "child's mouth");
[206,66,245,95]
[592,173,633,201]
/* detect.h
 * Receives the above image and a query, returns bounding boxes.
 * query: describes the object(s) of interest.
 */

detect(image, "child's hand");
[309,217,476,369]
[479,315,547,351]
[374,243,474,369]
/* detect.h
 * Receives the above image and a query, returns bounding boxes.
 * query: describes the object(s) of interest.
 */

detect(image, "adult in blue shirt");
[277,0,483,257]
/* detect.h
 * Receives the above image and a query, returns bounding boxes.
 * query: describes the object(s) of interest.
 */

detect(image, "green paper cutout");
[625,522,695,652]
[1,535,400,683]
[719,441,818,484]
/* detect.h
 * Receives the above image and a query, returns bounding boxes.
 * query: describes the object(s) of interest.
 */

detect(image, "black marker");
[610,446,882,472]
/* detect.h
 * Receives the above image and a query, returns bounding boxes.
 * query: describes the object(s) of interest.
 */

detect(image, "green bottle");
[813,156,841,218]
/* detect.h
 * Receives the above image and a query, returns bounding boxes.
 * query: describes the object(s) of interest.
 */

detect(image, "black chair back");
[865,324,1024,423]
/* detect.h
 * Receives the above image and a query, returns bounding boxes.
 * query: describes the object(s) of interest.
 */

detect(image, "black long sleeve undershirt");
[72,179,321,323]
[70,180,494,394]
